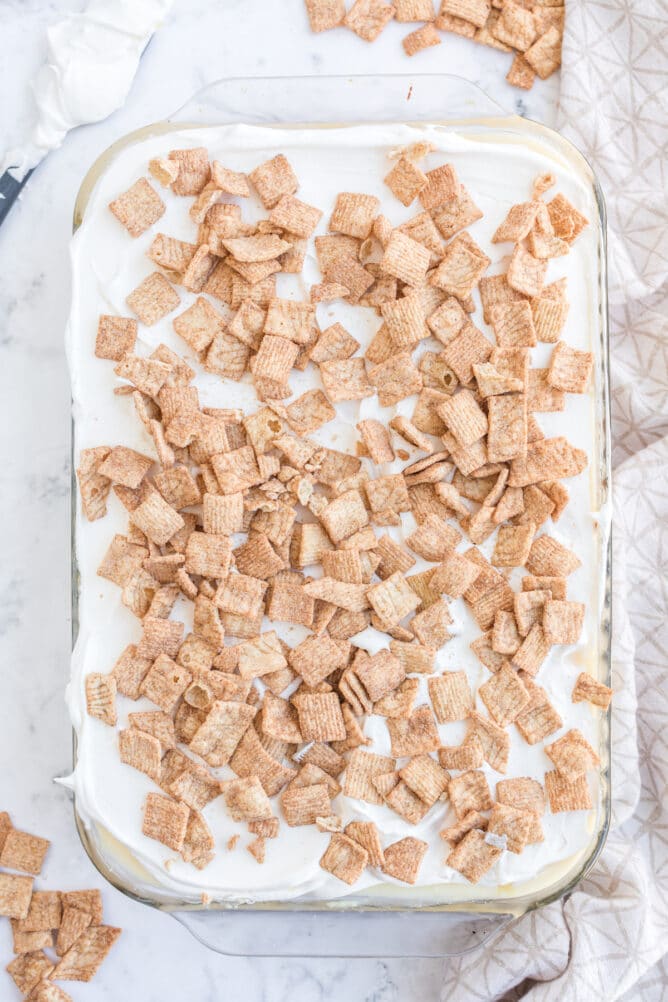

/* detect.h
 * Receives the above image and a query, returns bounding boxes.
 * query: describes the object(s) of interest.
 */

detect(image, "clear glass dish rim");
[69,72,612,926]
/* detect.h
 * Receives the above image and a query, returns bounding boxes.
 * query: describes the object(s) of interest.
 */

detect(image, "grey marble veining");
[0,1,556,998]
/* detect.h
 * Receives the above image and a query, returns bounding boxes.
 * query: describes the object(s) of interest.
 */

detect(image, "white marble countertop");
[0,2,559,999]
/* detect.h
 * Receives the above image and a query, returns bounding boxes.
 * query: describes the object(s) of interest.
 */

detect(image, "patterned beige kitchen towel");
[441,2,668,999]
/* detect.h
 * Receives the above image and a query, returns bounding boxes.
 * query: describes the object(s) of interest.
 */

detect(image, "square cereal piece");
[543,599,585,645]
[490,300,537,349]
[385,157,428,206]
[6,951,54,995]
[375,536,416,581]
[507,245,547,299]
[330,192,380,239]
[381,230,431,287]
[400,755,449,806]
[367,571,421,627]
[526,535,581,577]
[322,253,375,302]
[17,890,61,932]
[448,770,493,819]
[306,0,346,31]
[545,770,592,813]
[365,473,410,519]
[97,446,152,489]
[234,534,285,581]
[95,315,137,361]
[492,610,521,655]
[368,350,423,407]
[515,588,557,638]
[406,514,461,562]
[486,393,527,463]
[545,729,600,782]
[281,783,332,826]
[524,26,562,81]
[76,446,112,522]
[126,271,180,326]
[428,671,472,723]
[395,0,435,19]
[345,821,385,867]
[432,183,483,242]
[438,0,490,29]
[269,194,323,238]
[491,523,535,568]
[418,163,458,212]
[344,749,396,804]
[310,322,359,364]
[437,389,487,447]
[572,672,613,710]
[108,178,165,237]
[320,490,369,545]
[382,837,428,884]
[51,925,121,984]
[167,147,210,196]
[493,1,536,51]
[469,710,510,772]
[403,22,441,55]
[344,0,396,41]
[532,293,568,344]
[249,154,298,209]
[447,829,502,883]
[293,692,347,742]
[511,622,551,677]
[479,663,530,726]
[411,597,453,647]
[386,781,426,824]
[224,776,273,822]
[357,418,394,464]
[184,532,231,579]
[320,357,373,403]
[0,872,34,919]
[431,235,490,299]
[11,922,53,956]
[130,487,184,546]
[496,776,545,819]
[427,297,466,344]
[119,728,162,781]
[380,292,428,350]
[173,297,224,353]
[215,573,267,618]
[509,437,587,488]
[547,342,594,394]
[85,673,117,726]
[547,192,589,243]
[253,334,300,384]
[387,705,440,757]
[440,322,493,385]
[189,699,257,767]
[140,654,190,713]
[487,803,533,854]
[507,53,536,90]
[142,793,189,851]
[265,298,317,346]
[438,734,484,771]
[515,677,562,744]
[136,617,184,660]
[320,833,368,885]
[111,645,152,700]
[60,890,103,925]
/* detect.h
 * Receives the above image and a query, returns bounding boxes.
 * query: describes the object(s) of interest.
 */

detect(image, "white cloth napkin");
[441,2,668,998]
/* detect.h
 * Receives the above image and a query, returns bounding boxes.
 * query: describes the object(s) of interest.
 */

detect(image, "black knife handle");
[0,168,34,227]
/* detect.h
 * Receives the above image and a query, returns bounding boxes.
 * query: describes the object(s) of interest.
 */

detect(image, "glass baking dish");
[69,74,612,958]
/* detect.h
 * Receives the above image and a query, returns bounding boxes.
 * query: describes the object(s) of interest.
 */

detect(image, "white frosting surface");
[2,0,173,179]
[66,122,608,906]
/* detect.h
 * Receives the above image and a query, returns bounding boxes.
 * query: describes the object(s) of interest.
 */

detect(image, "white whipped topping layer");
[67,122,609,906]
[2,0,173,180]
